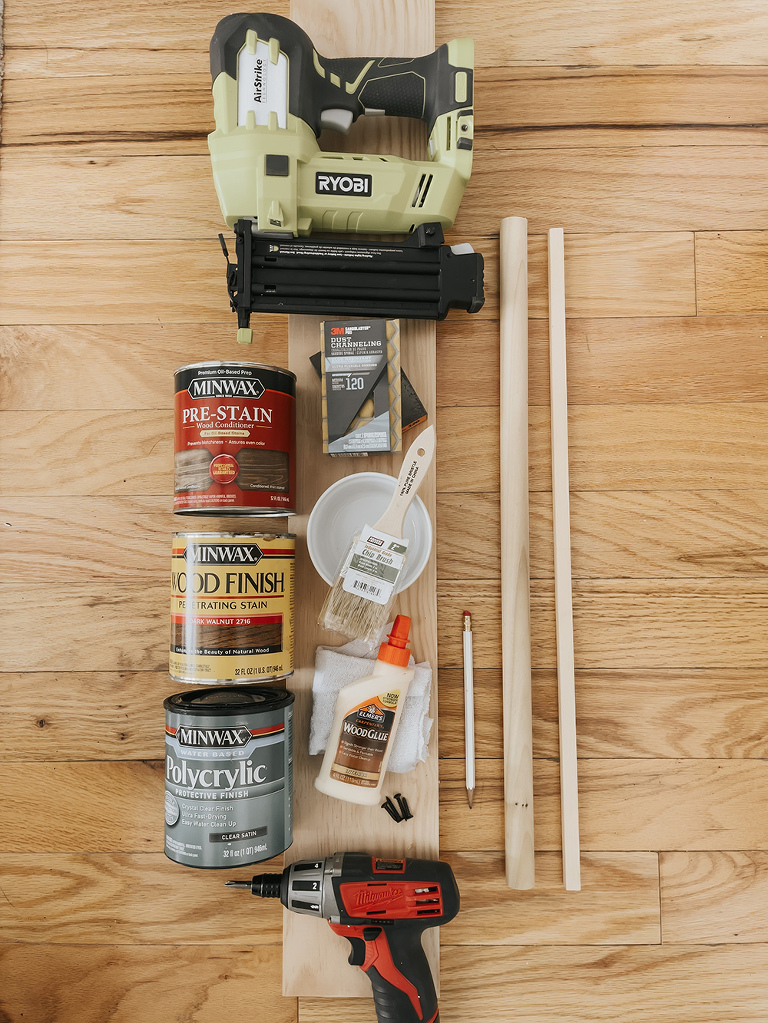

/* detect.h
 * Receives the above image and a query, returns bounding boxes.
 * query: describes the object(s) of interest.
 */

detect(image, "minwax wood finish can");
[170,532,295,684]
[164,686,294,868]
[174,361,296,515]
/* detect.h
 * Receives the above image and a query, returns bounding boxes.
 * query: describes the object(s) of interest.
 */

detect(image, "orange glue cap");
[377,615,412,667]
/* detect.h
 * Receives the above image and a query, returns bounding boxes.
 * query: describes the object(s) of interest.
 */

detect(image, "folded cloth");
[308,633,433,775]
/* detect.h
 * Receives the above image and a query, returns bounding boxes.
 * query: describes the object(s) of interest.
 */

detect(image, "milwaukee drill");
[226,852,460,1023]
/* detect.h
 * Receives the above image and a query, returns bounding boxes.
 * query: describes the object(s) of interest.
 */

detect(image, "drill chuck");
[225,873,282,898]
[251,873,282,898]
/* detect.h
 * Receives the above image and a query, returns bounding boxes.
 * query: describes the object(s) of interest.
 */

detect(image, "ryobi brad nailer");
[208,13,484,339]
[227,852,460,1023]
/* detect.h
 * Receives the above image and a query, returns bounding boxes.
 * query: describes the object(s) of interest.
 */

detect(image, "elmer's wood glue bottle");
[315,616,415,805]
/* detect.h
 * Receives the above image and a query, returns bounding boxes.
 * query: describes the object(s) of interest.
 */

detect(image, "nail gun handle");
[210,13,472,139]
[322,48,471,133]
[332,923,439,1023]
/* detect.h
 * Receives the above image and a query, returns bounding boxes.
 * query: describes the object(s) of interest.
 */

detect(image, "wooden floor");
[2,0,768,1020]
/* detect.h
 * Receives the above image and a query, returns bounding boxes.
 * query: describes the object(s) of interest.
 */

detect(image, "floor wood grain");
[1,0,767,1017]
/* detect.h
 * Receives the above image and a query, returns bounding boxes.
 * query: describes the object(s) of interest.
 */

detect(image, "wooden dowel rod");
[548,227,581,892]
[500,216,535,890]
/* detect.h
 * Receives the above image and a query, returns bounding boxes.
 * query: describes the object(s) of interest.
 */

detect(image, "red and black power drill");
[226,852,460,1023]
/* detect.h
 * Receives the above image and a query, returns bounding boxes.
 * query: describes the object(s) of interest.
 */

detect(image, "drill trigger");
[329,922,368,967]
[346,936,367,967]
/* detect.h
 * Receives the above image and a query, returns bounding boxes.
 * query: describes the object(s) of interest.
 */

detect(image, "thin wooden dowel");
[548,227,581,892]
[500,216,535,890]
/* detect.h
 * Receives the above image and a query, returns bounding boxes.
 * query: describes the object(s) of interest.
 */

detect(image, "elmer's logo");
[315,172,373,197]
[357,704,386,726]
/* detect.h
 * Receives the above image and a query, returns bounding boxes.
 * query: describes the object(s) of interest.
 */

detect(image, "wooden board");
[281,0,439,999]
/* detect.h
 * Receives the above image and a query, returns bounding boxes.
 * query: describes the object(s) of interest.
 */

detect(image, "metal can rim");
[164,685,296,715]
[174,360,297,382]
[172,531,295,541]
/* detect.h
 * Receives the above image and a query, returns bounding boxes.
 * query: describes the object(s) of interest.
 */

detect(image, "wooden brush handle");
[374,425,435,537]
[500,216,535,890]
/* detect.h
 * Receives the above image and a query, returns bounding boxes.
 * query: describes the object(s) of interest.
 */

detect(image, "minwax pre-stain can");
[173,361,296,516]
[164,686,294,869]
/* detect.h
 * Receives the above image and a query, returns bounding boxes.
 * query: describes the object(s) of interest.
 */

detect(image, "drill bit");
[224,880,252,890]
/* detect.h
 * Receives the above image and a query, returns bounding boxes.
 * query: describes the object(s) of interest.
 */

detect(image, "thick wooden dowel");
[500,216,535,890]
[548,227,581,892]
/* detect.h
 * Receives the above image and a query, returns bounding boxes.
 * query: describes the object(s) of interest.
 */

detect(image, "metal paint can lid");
[164,686,295,716]
[175,360,297,383]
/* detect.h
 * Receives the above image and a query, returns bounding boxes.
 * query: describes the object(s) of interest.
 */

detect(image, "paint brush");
[318,426,435,643]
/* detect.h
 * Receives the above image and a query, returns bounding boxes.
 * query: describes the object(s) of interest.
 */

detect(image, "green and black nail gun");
[208,13,484,340]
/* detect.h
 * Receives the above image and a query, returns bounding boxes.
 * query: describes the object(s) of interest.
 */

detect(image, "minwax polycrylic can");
[170,532,295,684]
[164,686,294,869]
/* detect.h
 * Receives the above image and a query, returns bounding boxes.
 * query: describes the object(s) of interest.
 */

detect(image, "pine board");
[281,0,439,999]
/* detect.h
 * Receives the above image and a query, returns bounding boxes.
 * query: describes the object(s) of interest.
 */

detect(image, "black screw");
[381,797,403,823]
[393,793,413,821]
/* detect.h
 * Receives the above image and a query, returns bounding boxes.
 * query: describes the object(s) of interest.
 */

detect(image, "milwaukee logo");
[315,172,373,196]
[188,544,264,565]
[176,726,252,748]
[188,378,265,399]
[252,57,266,103]
[354,886,403,909]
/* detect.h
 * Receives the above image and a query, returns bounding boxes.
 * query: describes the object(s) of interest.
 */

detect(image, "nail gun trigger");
[319,107,355,134]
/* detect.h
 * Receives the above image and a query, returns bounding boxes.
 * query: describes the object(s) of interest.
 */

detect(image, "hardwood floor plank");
[441,316,768,409]
[5,666,764,763]
[0,241,226,324]
[439,490,768,581]
[696,231,768,314]
[0,762,162,851]
[0,233,696,323]
[0,943,295,1023]
[5,65,768,150]
[4,576,768,671]
[660,851,768,943]
[0,670,180,761]
[0,852,285,943]
[301,944,768,1023]
[3,147,767,236]
[0,324,288,410]
[445,850,660,944]
[0,496,285,580]
[3,0,290,52]
[4,758,766,854]
[0,77,212,156]
[438,668,768,761]
[5,487,768,586]
[475,66,768,140]
[435,0,768,67]
[3,316,766,413]
[9,402,767,498]
[438,759,768,852]
[5,0,766,66]
[440,578,768,670]
[457,146,768,235]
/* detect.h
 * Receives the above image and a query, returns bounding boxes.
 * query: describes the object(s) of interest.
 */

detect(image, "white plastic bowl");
[307,472,433,590]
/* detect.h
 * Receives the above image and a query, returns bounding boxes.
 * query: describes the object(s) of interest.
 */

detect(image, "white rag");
[308,634,433,774]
